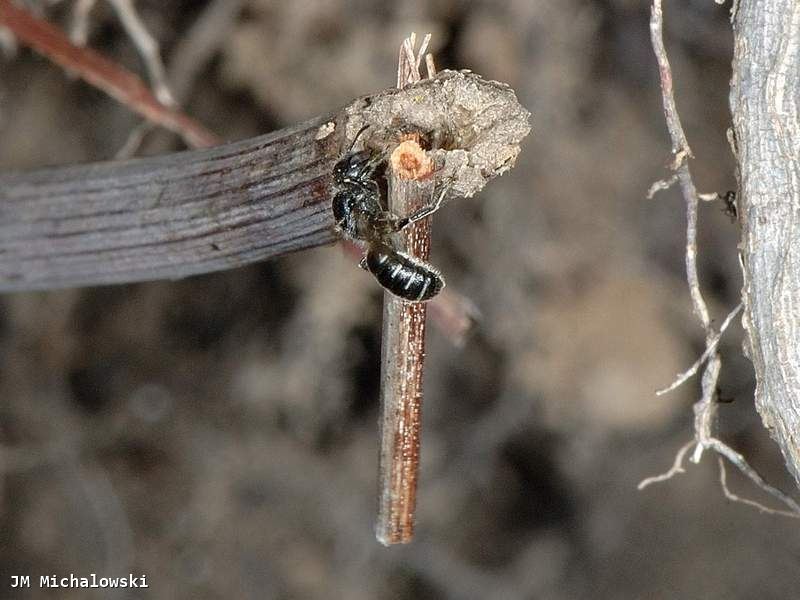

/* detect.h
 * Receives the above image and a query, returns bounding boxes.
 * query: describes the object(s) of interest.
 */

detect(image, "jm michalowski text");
[10,574,148,588]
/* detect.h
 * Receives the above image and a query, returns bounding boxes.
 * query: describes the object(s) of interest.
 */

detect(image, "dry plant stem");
[643,0,800,516]
[731,0,800,489]
[0,114,341,291]
[114,121,151,159]
[107,0,175,106]
[1,69,529,294]
[0,0,217,148]
[375,175,433,545]
[70,0,95,46]
[70,0,177,105]
[115,0,247,158]
[375,33,433,546]
[167,0,246,101]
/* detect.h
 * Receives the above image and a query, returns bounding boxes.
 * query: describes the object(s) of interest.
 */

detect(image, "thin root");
[657,303,742,396]
[718,458,800,518]
[644,0,799,521]
[638,440,694,490]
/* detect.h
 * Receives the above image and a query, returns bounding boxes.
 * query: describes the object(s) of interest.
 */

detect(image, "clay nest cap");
[343,69,532,198]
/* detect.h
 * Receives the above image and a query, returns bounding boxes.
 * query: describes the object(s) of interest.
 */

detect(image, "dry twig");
[69,0,176,105]
[114,0,247,158]
[106,0,175,106]
[375,32,435,546]
[372,33,530,544]
[69,0,96,46]
[640,0,800,518]
[166,0,247,100]
[0,0,218,148]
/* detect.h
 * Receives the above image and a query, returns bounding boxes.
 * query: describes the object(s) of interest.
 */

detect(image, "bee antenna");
[347,125,371,153]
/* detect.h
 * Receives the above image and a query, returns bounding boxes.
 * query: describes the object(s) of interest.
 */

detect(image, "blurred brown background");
[2,1,799,598]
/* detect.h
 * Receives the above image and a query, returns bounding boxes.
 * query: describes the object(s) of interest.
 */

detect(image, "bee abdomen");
[365,244,445,302]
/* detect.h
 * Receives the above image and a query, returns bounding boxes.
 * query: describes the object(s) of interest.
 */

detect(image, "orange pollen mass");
[390,140,434,180]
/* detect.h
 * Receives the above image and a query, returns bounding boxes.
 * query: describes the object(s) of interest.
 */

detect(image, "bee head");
[332,150,377,185]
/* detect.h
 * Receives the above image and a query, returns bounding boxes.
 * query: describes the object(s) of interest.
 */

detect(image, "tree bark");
[731,0,800,487]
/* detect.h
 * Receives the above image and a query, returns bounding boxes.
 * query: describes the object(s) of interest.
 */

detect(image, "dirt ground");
[2,1,799,599]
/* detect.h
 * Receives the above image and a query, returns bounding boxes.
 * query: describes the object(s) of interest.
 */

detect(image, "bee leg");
[395,183,451,231]
[369,210,403,236]
[357,150,386,180]
[358,255,368,270]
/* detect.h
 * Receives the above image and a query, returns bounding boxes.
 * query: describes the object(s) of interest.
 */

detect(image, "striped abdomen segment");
[365,244,445,302]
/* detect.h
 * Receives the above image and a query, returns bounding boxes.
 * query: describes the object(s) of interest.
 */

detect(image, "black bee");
[331,129,446,302]
[362,243,444,303]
